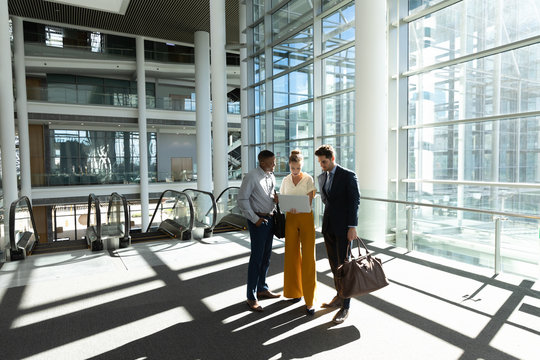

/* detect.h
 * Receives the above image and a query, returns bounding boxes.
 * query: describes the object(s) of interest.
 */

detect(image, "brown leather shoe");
[332,307,349,324]
[246,299,263,312]
[257,290,281,299]
[321,295,343,308]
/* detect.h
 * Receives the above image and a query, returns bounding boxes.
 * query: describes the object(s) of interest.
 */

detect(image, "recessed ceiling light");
[44,0,131,15]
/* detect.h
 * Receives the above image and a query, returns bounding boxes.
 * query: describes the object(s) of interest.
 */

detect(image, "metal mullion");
[318,87,354,100]
[362,195,540,221]
[402,0,463,24]
[401,178,540,190]
[269,18,315,47]
[317,41,354,60]
[403,35,540,78]
[402,110,540,130]
[316,0,354,20]
[268,58,314,81]
[270,98,313,114]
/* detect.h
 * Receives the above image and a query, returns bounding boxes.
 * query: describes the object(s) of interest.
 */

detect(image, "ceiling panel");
[8,0,240,45]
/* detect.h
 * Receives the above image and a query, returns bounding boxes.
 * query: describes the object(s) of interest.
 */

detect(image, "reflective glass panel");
[254,84,265,113]
[320,135,355,172]
[253,21,265,53]
[272,0,313,40]
[273,140,314,179]
[409,0,540,70]
[322,2,355,52]
[408,44,540,126]
[254,53,265,83]
[253,0,265,21]
[323,46,355,94]
[254,114,266,144]
[273,102,314,142]
[273,64,313,108]
[323,91,355,136]
[272,26,313,75]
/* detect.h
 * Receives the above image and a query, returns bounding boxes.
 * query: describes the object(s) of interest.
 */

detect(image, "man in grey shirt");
[238,150,281,311]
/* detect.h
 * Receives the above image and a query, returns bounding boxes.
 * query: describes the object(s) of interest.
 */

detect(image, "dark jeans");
[323,229,351,309]
[246,215,275,301]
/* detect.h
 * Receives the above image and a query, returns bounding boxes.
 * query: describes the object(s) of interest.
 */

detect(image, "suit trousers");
[283,211,316,307]
[322,224,351,309]
[246,215,275,301]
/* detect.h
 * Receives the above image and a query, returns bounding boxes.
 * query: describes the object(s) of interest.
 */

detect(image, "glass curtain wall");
[44,129,157,186]
[246,0,356,187]
[402,0,540,278]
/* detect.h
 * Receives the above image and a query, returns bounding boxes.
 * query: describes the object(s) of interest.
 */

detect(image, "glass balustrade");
[182,189,216,237]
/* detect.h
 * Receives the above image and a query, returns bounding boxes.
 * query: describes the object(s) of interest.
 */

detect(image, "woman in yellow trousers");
[280,150,317,315]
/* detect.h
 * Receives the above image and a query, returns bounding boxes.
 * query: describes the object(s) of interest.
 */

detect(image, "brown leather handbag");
[335,238,389,298]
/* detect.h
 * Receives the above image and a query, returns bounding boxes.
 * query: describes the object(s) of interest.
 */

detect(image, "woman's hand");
[290,208,297,214]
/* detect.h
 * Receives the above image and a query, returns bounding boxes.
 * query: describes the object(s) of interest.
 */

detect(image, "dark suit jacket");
[318,165,361,237]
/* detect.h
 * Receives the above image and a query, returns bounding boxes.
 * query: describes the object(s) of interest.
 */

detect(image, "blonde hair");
[289,149,303,164]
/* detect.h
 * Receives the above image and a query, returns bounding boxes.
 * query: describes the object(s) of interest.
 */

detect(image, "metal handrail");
[146,189,194,233]
[361,196,540,220]
[9,196,39,252]
[183,188,217,230]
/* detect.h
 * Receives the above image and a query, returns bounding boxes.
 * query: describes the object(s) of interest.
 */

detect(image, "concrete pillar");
[0,6,19,249]
[13,16,31,200]
[355,1,388,242]
[195,31,213,192]
[239,1,248,177]
[210,0,229,196]
[136,36,149,231]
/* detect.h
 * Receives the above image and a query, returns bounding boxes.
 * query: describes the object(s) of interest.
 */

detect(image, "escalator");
[183,188,217,239]
[86,192,130,251]
[9,196,39,260]
[130,190,194,243]
[213,186,248,234]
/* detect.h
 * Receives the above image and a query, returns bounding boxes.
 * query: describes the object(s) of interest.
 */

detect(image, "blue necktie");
[325,172,333,193]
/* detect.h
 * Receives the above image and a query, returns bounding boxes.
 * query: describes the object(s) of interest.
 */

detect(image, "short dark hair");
[314,144,334,159]
[258,150,275,162]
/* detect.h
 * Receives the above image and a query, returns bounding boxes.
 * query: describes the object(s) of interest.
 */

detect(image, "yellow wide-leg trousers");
[283,211,317,307]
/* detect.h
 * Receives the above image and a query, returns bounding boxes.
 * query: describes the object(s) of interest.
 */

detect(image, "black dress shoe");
[321,295,343,308]
[288,297,301,303]
[257,290,281,299]
[332,307,349,324]
[306,306,315,315]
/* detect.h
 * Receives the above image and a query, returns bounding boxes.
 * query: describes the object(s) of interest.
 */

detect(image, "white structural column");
[13,17,31,199]
[355,1,388,241]
[136,36,149,231]
[195,31,213,192]
[0,5,18,249]
[210,0,229,196]
[239,1,248,177]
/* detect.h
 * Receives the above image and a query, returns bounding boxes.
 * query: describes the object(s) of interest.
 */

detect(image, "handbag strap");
[347,237,370,259]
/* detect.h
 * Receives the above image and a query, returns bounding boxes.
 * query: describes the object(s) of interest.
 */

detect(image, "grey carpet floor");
[0,232,538,360]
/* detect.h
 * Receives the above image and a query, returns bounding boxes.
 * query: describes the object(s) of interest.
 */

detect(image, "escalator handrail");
[215,186,240,204]
[146,189,195,233]
[107,192,130,242]
[9,196,39,252]
[183,188,217,230]
[87,193,102,241]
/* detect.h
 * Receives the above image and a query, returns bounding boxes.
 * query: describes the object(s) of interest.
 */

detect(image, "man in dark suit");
[315,144,360,324]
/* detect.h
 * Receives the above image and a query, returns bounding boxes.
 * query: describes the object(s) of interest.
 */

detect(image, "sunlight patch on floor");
[12,279,166,329]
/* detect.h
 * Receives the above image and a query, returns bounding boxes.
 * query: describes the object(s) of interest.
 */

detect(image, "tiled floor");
[0,232,538,359]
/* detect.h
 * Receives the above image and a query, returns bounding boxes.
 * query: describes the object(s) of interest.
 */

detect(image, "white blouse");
[280,172,317,196]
